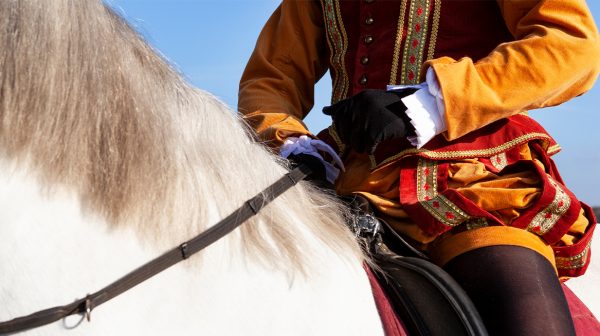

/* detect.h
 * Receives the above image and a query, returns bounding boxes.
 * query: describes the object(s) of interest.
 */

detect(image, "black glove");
[322,89,416,153]
[287,153,333,189]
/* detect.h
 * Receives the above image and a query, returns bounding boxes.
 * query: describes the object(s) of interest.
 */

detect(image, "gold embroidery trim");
[371,132,553,170]
[528,177,571,236]
[417,159,471,227]
[389,0,409,85]
[556,241,591,270]
[547,144,561,155]
[333,0,349,102]
[327,126,346,154]
[426,0,441,61]
[321,0,349,103]
[417,158,439,200]
[490,152,508,171]
[401,0,431,84]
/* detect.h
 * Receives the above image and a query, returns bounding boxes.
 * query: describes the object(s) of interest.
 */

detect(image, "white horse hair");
[0,1,383,335]
[1,1,598,335]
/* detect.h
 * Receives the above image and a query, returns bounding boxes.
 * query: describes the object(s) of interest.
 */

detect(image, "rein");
[0,165,311,335]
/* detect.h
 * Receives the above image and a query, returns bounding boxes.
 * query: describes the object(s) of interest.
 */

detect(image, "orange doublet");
[238,0,600,277]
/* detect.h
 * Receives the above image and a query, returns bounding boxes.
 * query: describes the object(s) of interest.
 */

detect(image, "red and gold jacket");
[238,0,600,277]
[239,0,599,145]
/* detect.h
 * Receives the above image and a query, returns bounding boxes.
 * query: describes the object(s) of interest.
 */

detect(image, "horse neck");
[0,158,153,316]
[0,157,384,336]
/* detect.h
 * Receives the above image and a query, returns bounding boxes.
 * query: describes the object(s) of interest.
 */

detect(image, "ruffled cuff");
[388,68,447,148]
[280,135,345,183]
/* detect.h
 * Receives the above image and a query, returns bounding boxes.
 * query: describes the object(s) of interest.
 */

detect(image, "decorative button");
[360,56,370,65]
[359,75,368,85]
[364,35,374,44]
[365,17,374,25]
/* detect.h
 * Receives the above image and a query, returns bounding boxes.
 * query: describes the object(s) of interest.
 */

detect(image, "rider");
[238,1,600,334]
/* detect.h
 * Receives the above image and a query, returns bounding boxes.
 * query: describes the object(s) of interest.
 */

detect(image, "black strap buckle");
[351,213,382,239]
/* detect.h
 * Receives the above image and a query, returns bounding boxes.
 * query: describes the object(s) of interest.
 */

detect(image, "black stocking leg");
[444,245,575,336]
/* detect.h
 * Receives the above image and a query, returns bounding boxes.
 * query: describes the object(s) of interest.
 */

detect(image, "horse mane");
[0,0,364,274]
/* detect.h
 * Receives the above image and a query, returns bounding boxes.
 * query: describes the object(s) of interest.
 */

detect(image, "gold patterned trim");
[426,0,441,61]
[490,152,508,171]
[401,0,431,84]
[417,159,471,227]
[390,0,441,84]
[389,0,409,85]
[556,241,591,270]
[327,126,346,154]
[547,144,561,155]
[417,158,439,200]
[528,177,571,235]
[371,132,554,170]
[321,0,349,103]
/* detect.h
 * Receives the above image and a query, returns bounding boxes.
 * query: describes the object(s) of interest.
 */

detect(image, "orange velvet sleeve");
[238,0,329,147]
[424,0,600,140]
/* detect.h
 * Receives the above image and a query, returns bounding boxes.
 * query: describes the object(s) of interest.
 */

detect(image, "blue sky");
[109,0,600,206]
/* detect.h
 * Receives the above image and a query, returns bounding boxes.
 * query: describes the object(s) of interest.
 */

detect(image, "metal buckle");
[352,213,381,239]
[84,296,92,322]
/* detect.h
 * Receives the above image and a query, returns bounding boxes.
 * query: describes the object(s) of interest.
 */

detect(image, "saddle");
[343,196,488,336]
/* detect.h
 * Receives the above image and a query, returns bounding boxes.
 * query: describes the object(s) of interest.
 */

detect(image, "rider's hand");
[287,153,333,189]
[322,89,416,153]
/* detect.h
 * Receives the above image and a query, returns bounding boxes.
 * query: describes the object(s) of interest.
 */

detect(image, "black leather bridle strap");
[0,165,310,335]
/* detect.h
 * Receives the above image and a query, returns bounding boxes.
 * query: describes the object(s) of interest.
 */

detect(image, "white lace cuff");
[388,68,447,148]
[280,135,345,183]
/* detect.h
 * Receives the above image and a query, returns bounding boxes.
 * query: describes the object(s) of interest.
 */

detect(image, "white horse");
[0,1,383,335]
[0,1,597,335]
